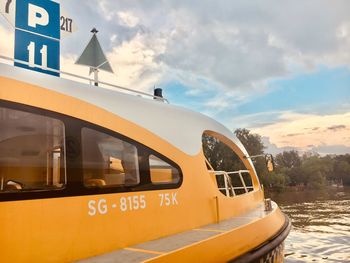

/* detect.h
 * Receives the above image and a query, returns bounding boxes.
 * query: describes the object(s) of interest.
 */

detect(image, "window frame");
[0,100,183,202]
[81,126,142,188]
[149,154,181,185]
[80,123,183,194]
[202,131,256,197]
[0,101,67,193]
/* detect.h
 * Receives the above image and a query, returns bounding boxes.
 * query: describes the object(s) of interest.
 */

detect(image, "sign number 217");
[60,16,73,33]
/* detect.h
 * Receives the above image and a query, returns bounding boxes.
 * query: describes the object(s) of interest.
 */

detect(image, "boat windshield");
[202,133,253,196]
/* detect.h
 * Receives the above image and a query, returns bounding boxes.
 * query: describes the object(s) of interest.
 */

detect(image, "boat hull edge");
[230,214,291,263]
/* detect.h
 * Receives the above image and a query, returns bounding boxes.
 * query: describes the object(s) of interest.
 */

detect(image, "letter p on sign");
[15,0,60,40]
[28,3,49,28]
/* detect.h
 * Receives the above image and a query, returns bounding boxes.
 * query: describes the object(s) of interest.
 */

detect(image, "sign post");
[75,28,114,86]
[14,0,60,76]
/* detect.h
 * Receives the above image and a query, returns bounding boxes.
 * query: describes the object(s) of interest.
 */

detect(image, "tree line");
[203,128,350,191]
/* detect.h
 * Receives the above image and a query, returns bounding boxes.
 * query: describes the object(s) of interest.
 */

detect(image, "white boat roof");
[0,63,249,157]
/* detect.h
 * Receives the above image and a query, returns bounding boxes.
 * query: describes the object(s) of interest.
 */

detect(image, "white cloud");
[117,11,140,28]
[229,110,288,130]
[262,136,350,155]
[60,32,166,94]
[84,0,350,105]
[2,1,350,141]
[0,12,164,95]
[252,112,350,151]
[205,96,231,110]
[105,32,167,93]
[4,0,350,97]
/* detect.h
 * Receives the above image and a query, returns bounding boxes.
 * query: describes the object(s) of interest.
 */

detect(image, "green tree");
[287,166,305,186]
[259,171,289,191]
[203,129,350,190]
[234,128,268,181]
[320,155,335,181]
[301,156,333,189]
[202,134,244,172]
[234,128,265,156]
[275,150,301,169]
[334,159,350,185]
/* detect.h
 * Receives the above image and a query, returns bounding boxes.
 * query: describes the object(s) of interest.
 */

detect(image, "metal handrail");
[0,55,169,103]
[227,170,249,193]
[210,170,253,197]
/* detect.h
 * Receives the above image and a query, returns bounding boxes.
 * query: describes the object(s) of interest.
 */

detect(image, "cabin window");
[82,128,140,187]
[149,154,180,184]
[0,106,66,192]
[202,133,254,196]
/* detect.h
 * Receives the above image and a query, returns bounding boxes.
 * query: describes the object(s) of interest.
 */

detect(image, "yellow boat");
[0,60,291,263]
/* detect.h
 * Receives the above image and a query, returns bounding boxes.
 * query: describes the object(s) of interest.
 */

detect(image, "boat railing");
[0,55,169,103]
[210,170,254,197]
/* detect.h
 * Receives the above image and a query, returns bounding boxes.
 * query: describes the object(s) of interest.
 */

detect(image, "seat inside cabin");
[0,106,66,192]
[0,134,65,192]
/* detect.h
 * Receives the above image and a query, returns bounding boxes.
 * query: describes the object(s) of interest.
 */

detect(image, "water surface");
[269,187,350,263]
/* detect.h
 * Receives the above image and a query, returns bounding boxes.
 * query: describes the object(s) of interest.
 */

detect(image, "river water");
[268,187,350,263]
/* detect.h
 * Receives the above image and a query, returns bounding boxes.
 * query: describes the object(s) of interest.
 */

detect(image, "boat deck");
[76,203,274,263]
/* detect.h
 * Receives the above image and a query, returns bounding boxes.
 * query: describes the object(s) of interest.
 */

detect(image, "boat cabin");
[0,62,290,263]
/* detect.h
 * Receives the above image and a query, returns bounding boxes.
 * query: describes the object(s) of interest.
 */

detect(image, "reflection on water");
[269,187,350,263]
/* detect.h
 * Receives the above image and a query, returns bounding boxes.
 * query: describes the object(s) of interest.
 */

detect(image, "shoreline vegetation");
[203,129,350,192]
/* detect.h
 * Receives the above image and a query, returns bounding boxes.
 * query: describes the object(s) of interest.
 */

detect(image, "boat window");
[82,127,140,187]
[0,106,66,192]
[149,154,180,184]
[202,133,254,196]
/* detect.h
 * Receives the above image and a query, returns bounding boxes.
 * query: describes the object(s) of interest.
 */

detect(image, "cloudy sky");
[1,0,350,155]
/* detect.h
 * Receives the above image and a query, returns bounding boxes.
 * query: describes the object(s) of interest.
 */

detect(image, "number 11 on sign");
[27,42,48,69]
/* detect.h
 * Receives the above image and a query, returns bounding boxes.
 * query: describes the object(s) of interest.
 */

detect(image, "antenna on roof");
[75,28,114,86]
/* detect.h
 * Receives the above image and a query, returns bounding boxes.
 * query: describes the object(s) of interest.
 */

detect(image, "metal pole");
[238,171,249,193]
[223,173,229,196]
[93,69,99,86]
[243,154,266,159]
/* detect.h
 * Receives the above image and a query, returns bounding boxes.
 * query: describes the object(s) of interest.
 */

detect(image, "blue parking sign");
[15,29,60,76]
[16,0,60,40]
[14,0,60,76]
